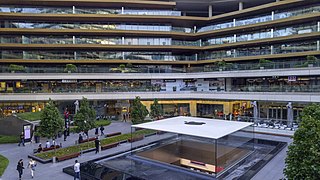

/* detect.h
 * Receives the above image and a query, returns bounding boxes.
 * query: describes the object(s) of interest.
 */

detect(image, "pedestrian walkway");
[0,121,292,180]
[0,121,131,180]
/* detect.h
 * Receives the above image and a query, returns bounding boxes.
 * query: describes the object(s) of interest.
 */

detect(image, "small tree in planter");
[38,99,64,139]
[150,99,163,120]
[131,96,149,125]
[8,64,26,73]
[64,64,77,73]
[38,99,64,158]
[73,97,96,136]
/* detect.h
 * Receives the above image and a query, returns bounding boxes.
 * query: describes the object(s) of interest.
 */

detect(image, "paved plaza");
[0,121,292,180]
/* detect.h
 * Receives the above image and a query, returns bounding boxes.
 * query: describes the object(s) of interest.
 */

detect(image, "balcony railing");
[0,60,320,74]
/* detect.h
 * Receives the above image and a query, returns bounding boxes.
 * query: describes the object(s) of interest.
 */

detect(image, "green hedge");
[0,154,9,177]
[35,129,155,160]
[16,111,42,121]
[0,135,19,144]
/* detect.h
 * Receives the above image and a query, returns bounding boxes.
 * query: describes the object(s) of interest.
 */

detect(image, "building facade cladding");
[0,0,319,121]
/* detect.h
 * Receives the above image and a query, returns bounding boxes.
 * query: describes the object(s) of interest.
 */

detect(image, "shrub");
[8,64,26,72]
[64,64,77,73]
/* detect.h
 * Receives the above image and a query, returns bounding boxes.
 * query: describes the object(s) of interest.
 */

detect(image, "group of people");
[95,125,105,136]
[16,158,37,179]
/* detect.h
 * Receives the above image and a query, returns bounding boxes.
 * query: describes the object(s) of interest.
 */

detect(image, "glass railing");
[238,116,299,130]
[231,85,320,93]
[0,7,181,16]
[5,21,172,32]
[0,60,320,74]
[197,5,320,33]
[3,83,320,94]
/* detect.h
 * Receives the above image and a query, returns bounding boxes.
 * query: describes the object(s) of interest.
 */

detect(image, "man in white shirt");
[45,141,50,148]
[74,160,80,180]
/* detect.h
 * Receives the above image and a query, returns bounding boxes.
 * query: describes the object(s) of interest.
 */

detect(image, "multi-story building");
[0,0,319,123]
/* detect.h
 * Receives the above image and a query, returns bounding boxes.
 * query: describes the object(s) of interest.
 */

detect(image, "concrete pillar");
[182,12,187,16]
[208,5,213,17]
[239,2,243,11]
[141,101,152,114]
[189,101,197,117]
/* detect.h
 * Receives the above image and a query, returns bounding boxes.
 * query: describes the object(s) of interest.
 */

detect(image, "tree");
[74,97,96,133]
[131,96,148,124]
[284,104,320,179]
[150,99,163,120]
[38,99,64,139]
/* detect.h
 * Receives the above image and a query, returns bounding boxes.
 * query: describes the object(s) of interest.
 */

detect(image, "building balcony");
[0,91,319,103]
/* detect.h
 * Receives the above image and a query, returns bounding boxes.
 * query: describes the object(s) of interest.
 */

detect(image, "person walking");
[18,132,25,146]
[27,158,37,178]
[74,160,80,180]
[100,125,105,136]
[16,159,24,180]
[95,137,100,154]
[63,129,67,141]
[95,127,99,136]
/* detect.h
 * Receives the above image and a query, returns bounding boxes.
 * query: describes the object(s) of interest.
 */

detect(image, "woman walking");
[16,159,24,180]
[28,158,37,178]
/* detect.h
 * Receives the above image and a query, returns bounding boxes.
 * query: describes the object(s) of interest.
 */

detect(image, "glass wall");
[274,22,318,37]
[197,4,320,33]
[0,21,172,31]
[0,7,181,16]
[216,125,254,175]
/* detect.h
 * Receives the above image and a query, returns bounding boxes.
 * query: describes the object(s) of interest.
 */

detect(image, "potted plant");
[64,64,77,73]
[258,59,273,69]
[306,55,318,67]
[8,64,26,73]
[217,60,233,71]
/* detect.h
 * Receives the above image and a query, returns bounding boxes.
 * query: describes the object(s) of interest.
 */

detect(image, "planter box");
[42,145,61,152]
[57,152,80,162]
[106,132,121,137]
[79,137,97,144]
[101,142,119,150]
[128,135,144,143]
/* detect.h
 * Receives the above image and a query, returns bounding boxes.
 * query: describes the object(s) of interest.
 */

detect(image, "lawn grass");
[0,154,9,177]
[0,135,19,144]
[95,119,111,127]
[16,111,42,121]
[35,129,155,160]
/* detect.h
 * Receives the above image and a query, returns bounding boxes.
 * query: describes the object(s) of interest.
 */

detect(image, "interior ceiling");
[170,0,277,16]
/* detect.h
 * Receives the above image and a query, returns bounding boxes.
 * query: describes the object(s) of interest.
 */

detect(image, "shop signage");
[288,76,296,82]
[62,79,77,83]
[164,79,176,82]
[23,124,32,143]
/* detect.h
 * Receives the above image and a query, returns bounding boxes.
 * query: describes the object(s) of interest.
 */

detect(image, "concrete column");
[121,7,124,14]
[239,2,243,11]
[182,12,187,16]
[72,6,75,14]
[189,101,197,117]
[141,101,152,114]
[208,5,213,17]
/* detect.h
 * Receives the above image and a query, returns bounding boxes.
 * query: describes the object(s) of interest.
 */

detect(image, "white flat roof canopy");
[132,116,253,139]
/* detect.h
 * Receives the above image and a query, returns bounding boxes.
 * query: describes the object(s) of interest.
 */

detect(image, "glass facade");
[0,7,181,16]
[198,4,320,33]
[0,0,319,125]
